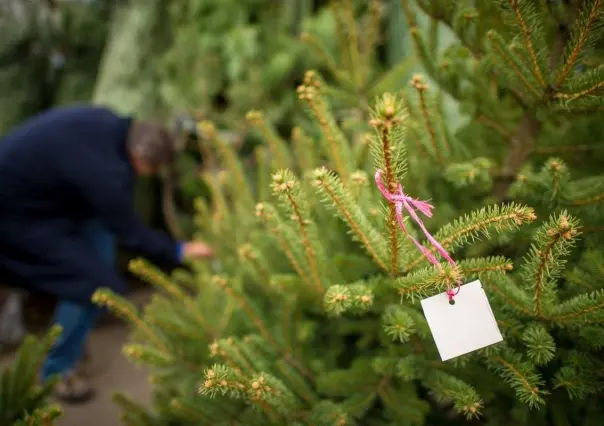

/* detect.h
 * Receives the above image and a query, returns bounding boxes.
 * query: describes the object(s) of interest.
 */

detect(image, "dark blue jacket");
[0,106,181,303]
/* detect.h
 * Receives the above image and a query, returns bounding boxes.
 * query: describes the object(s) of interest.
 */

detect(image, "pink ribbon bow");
[375,169,461,301]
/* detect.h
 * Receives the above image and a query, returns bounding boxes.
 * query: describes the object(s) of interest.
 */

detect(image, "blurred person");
[0,106,213,403]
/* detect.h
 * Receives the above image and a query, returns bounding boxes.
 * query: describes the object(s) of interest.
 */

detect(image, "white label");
[420,279,503,361]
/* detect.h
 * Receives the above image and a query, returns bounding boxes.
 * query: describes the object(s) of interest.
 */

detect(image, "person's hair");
[126,120,177,166]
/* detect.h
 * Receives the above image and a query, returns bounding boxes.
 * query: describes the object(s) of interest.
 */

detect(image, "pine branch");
[212,275,276,348]
[405,203,536,271]
[486,30,543,99]
[340,0,362,87]
[92,288,168,352]
[396,256,512,301]
[201,171,230,232]
[553,352,603,399]
[323,283,374,317]
[271,170,326,295]
[291,127,317,173]
[521,212,581,317]
[482,274,534,316]
[547,289,604,326]
[246,111,292,171]
[197,121,254,210]
[395,263,460,302]
[485,348,548,408]
[297,71,354,182]
[410,74,444,164]
[129,258,214,337]
[368,92,408,276]
[238,243,272,288]
[123,343,174,367]
[521,325,556,366]
[504,0,548,88]
[555,0,603,88]
[313,167,389,272]
[255,202,313,289]
[255,146,270,202]
[382,304,417,343]
[299,32,356,91]
[423,370,484,420]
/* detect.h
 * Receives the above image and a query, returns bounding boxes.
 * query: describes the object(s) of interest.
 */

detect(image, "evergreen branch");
[299,33,356,91]
[534,144,597,155]
[297,71,354,182]
[211,338,269,376]
[400,0,437,77]
[274,360,320,405]
[555,0,603,87]
[521,325,556,366]
[92,289,168,352]
[411,75,443,163]
[572,191,604,206]
[486,30,542,98]
[506,0,547,88]
[482,275,534,316]
[485,348,548,408]
[208,292,314,384]
[361,0,382,88]
[395,263,461,302]
[197,121,254,209]
[476,114,515,143]
[341,0,362,87]
[369,57,417,98]
[323,283,374,317]
[238,243,272,287]
[368,93,408,275]
[547,290,604,325]
[272,170,325,294]
[255,203,312,288]
[123,343,174,367]
[554,65,604,100]
[405,204,536,271]
[313,167,389,272]
[200,365,288,422]
[424,370,483,420]
[212,275,277,348]
[291,127,316,173]
[521,213,581,317]
[382,304,417,343]
[246,111,292,171]
[130,258,214,337]
[458,256,514,278]
[202,171,230,231]
[553,353,603,399]
[255,146,270,202]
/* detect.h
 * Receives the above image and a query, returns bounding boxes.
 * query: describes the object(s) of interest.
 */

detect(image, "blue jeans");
[41,219,115,380]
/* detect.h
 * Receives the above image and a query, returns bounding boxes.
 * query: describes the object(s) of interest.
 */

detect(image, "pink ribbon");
[375,169,461,301]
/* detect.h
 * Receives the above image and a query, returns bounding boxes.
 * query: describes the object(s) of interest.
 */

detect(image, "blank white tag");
[420,279,503,361]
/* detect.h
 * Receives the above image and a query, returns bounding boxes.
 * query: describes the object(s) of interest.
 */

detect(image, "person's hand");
[182,241,214,259]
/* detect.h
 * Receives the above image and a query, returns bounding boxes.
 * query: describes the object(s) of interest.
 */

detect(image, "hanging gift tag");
[420,280,503,361]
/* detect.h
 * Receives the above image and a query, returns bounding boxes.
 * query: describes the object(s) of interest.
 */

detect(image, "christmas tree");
[0,325,62,426]
[94,1,604,425]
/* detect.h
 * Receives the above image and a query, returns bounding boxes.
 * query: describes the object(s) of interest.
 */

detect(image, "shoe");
[53,370,95,404]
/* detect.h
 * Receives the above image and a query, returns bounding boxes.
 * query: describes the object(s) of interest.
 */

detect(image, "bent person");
[0,106,213,403]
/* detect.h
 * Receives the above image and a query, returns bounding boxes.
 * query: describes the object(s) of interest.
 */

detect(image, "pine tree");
[0,325,62,426]
[94,1,604,425]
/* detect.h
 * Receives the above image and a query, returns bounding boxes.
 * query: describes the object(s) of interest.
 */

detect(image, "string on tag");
[375,170,461,303]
